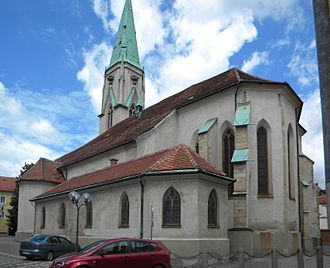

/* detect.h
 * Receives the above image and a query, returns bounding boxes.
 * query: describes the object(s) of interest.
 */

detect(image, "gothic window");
[257,127,269,195]
[222,128,235,195]
[120,193,129,228]
[162,187,181,227]
[41,206,46,229]
[288,125,295,199]
[59,203,65,229]
[85,202,93,228]
[108,106,113,129]
[129,104,136,116]
[222,128,235,177]
[208,190,218,227]
[195,141,199,155]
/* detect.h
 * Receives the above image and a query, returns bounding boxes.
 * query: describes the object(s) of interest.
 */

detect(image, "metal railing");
[169,246,330,268]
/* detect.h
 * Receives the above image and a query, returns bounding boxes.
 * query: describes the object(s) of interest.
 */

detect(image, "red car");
[49,238,171,268]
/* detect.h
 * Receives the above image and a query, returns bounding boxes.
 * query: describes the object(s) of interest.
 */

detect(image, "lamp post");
[68,191,91,251]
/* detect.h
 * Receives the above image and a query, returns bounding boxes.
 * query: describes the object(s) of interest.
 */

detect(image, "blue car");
[19,235,76,261]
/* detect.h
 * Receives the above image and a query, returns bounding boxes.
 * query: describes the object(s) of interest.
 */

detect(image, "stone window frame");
[256,119,273,198]
[119,192,129,228]
[162,187,181,228]
[108,105,113,129]
[208,189,219,228]
[222,126,235,196]
[59,202,66,229]
[85,202,93,228]
[287,124,295,200]
[41,206,46,229]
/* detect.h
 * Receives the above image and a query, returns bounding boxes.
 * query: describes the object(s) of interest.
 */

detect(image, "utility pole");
[312,0,330,227]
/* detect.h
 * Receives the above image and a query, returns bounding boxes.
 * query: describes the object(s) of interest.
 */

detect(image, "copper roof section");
[0,176,16,192]
[37,144,231,200]
[57,68,270,167]
[19,158,65,184]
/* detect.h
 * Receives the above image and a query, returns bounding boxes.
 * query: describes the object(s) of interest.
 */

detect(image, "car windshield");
[79,241,108,254]
[28,235,48,243]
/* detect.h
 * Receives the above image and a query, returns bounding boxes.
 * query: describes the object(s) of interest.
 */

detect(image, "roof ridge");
[182,145,198,168]
[148,145,184,171]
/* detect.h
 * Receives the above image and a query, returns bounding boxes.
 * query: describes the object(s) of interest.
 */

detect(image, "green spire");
[109,0,141,70]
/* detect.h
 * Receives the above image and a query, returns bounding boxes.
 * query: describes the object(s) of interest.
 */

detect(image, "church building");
[16,0,319,256]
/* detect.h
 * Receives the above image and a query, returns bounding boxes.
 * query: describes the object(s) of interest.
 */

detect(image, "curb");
[0,252,25,259]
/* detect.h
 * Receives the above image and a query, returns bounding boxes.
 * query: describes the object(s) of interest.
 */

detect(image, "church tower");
[99,0,144,134]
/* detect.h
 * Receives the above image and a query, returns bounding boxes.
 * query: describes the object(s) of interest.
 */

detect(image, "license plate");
[23,252,30,255]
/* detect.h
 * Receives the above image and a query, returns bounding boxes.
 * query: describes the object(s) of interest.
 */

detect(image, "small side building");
[0,176,16,234]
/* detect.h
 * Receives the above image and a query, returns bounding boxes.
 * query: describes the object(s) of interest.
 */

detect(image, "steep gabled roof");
[57,68,271,167]
[0,176,16,192]
[36,144,232,200]
[19,158,65,184]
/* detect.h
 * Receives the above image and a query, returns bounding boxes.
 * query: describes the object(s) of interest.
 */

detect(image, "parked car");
[19,235,76,261]
[50,238,171,268]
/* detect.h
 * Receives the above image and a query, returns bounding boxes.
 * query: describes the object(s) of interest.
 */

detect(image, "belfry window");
[120,193,129,228]
[257,127,269,195]
[108,106,113,129]
[208,189,218,227]
[163,187,181,227]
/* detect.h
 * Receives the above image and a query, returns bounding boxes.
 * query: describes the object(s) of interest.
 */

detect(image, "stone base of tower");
[228,228,301,253]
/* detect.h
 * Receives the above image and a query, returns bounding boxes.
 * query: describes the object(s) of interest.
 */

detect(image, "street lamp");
[68,191,91,251]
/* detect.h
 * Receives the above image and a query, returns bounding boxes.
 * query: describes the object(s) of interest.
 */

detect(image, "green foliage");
[6,162,34,234]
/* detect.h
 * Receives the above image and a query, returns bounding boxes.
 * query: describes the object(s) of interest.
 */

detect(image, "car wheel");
[26,256,33,260]
[45,251,54,261]
[153,265,165,268]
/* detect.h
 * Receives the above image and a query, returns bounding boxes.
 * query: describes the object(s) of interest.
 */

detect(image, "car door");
[94,241,130,268]
[58,237,74,255]
[47,236,62,257]
[127,240,157,268]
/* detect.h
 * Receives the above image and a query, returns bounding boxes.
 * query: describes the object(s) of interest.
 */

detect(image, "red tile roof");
[35,144,231,200]
[19,158,65,184]
[57,68,271,167]
[0,176,16,192]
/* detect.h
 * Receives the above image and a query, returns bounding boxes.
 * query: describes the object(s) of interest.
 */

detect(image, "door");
[47,236,62,257]
[58,237,74,255]
[127,240,158,268]
[95,241,130,268]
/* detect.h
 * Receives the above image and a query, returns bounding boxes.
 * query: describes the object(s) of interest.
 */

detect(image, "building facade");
[0,176,16,234]
[16,0,320,257]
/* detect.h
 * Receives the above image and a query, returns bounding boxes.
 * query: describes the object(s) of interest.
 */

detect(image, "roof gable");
[0,176,16,192]
[20,158,65,184]
[36,144,230,200]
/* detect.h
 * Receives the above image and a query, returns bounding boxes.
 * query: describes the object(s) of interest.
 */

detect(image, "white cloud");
[77,42,112,112]
[288,40,318,87]
[242,51,270,73]
[300,89,325,187]
[92,0,112,32]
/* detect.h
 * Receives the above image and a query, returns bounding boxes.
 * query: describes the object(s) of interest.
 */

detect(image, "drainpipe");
[139,176,144,238]
[295,107,304,249]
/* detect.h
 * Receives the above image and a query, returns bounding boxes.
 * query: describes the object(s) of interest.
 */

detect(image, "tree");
[6,162,34,235]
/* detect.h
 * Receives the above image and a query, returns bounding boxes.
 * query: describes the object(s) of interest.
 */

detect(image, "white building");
[16,0,319,255]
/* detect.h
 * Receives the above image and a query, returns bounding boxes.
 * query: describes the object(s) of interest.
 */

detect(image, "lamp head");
[68,191,80,203]
[81,193,91,204]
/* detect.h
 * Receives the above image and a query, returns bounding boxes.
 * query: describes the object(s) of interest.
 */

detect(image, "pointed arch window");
[41,206,46,229]
[257,127,269,195]
[59,203,65,229]
[108,106,113,129]
[129,104,136,116]
[287,126,295,200]
[222,128,235,195]
[222,128,235,177]
[208,190,218,227]
[85,202,93,228]
[120,193,129,228]
[162,187,181,227]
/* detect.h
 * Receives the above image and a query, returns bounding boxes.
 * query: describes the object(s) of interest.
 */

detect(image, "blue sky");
[0,0,324,187]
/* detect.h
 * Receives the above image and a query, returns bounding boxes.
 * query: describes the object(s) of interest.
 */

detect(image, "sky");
[0,0,325,187]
